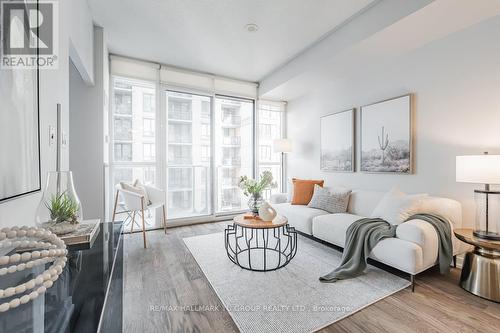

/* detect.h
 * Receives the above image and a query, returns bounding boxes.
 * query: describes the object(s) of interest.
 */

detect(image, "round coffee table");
[454,228,500,302]
[224,214,297,272]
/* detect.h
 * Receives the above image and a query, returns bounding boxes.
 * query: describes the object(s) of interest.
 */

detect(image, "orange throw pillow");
[291,178,324,205]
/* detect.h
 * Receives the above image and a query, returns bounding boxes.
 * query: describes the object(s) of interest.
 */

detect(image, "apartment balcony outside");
[168,139,193,145]
[219,185,243,211]
[222,136,241,145]
[168,109,192,121]
[221,115,241,126]
[167,165,210,219]
[221,176,239,187]
[114,129,132,141]
[220,202,241,211]
[222,157,241,166]
[169,157,193,165]
[200,112,211,123]
[115,103,132,115]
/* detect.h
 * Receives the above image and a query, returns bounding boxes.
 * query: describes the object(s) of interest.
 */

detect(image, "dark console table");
[0,221,124,333]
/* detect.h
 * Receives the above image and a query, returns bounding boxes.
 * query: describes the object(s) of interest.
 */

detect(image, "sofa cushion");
[291,178,324,205]
[308,185,351,213]
[272,203,329,235]
[347,190,385,216]
[371,188,427,225]
[420,197,462,228]
[312,213,366,247]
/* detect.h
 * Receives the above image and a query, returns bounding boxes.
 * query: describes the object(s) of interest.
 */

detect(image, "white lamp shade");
[273,139,292,153]
[456,155,500,184]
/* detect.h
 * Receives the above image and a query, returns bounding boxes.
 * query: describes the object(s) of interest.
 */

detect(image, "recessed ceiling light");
[244,23,259,33]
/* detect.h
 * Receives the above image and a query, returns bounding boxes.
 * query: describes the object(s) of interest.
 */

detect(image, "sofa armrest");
[397,217,467,265]
[270,193,288,204]
[397,220,438,249]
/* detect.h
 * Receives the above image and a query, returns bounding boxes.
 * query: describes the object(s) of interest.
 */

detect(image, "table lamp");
[273,139,292,192]
[456,152,500,240]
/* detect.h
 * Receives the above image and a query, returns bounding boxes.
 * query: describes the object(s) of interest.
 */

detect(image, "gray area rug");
[184,232,410,333]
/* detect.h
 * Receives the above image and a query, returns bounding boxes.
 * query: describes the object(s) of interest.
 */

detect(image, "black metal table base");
[224,224,298,272]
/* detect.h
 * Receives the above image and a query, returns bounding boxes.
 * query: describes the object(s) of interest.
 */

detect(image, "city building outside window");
[143,93,155,113]
[110,76,285,223]
[143,143,155,161]
[110,77,157,230]
[114,143,132,161]
[258,101,286,199]
[143,118,155,137]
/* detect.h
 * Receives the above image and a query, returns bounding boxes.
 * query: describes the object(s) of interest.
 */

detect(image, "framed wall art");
[320,109,355,172]
[360,94,412,174]
[0,0,41,201]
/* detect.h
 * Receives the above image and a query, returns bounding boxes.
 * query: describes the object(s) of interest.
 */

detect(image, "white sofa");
[270,189,468,282]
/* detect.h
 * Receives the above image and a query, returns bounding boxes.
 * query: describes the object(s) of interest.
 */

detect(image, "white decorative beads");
[0,226,67,313]
[20,295,30,304]
[10,254,20,263]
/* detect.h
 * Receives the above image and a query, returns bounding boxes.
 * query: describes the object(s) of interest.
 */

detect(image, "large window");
[166,91,212,219]
[110,77,157,230]
[258,102,285,199]
[215,96,254,213]
[110,74,285,225]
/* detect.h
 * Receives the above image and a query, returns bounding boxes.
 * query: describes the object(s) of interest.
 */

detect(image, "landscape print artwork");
[361,95,412,173]
[320,109,354,172]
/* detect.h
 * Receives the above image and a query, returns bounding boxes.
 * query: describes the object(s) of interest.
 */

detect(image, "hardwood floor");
[123,222,500,333]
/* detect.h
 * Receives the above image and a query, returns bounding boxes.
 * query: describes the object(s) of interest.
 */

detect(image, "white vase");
[258,202,277,221]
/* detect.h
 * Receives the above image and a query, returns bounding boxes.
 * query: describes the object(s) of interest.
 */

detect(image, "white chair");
[112,183,167,248]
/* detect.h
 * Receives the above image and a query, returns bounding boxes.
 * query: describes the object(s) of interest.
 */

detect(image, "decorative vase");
[247,193,264,215]
[258,202,277,221]
[35,171,83,235]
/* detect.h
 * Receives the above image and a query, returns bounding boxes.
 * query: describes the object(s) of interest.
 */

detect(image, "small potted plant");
[36,171,83,235]
[41,192,80,234]
[239,171,277,215]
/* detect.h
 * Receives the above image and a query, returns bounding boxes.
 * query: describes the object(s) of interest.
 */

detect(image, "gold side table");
[454,228,500,302]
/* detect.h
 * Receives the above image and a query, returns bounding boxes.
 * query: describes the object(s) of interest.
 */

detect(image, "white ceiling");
[88,0,375,82]
[261,0,500,101]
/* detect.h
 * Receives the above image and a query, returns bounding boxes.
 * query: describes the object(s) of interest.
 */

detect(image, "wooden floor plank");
[123,222,500,333]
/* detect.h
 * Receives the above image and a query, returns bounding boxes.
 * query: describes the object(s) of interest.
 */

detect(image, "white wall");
[69,26,108,220]
[285,16,500,227]
[69,0,95,84]
[0,0,94,228]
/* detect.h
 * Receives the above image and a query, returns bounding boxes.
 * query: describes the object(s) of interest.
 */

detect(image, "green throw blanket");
[319,213,452,283]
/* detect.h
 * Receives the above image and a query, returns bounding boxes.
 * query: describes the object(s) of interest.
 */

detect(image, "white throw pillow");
[120,180,151,206]
[371,188,427,225]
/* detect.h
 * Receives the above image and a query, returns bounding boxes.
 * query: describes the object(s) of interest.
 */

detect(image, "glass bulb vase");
[474,189,500,240]
[35,171,83,235]
[247,194,264,215]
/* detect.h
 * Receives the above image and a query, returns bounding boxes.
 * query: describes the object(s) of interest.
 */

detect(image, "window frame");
[109,75,286,226]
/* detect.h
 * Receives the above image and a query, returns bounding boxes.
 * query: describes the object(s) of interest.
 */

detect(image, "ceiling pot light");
[244,23,259,33]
